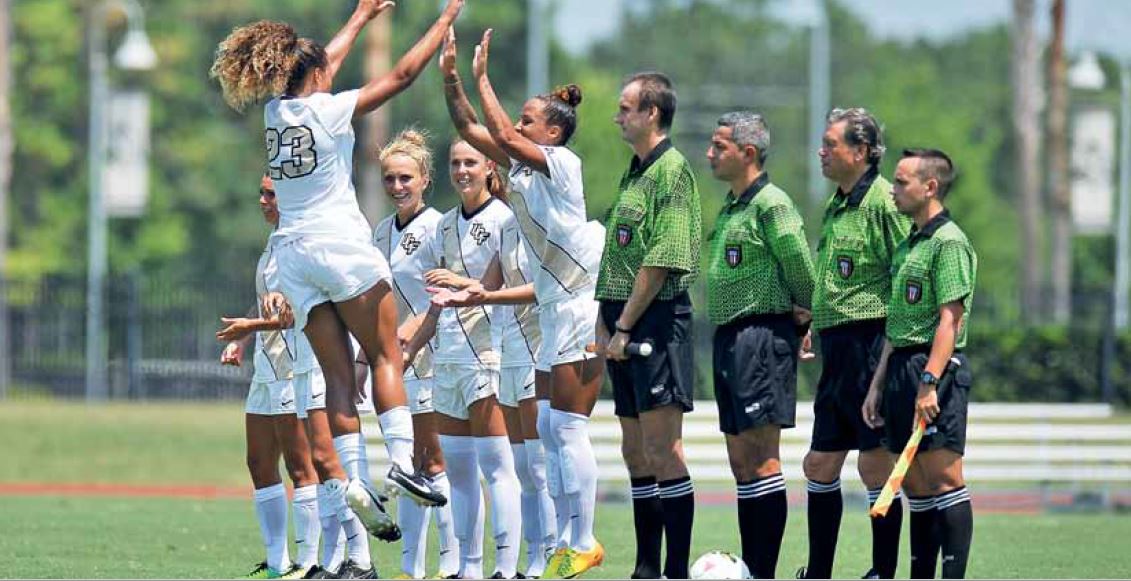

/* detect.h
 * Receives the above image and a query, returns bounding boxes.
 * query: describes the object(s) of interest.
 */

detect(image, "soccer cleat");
[244,562,273,579]
[544,547,567,579]
[795,567,810,579]
[300,565,336,579]
[278,564,309,579]
[345,478,402,542]
[392,574,415,580]
[553,542,605,579]
[430,571,458,579]
[861,569,881,579]
[335,560,378,579]
[244,561,303,579]
[386,464,447,506]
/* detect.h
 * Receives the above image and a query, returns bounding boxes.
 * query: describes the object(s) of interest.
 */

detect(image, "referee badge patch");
[906,279,923,304]
[837,255,854,279]
[616,224,633,247]
[725,244,742,268]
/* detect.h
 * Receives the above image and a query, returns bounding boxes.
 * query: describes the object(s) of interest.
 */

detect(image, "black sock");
[737,473,788,580]
[868,487,903,578]
[803,478,843,578]
[936,487,973,579]
[630,477,664,579]
[908,495,940,579]
[658,476,695,579]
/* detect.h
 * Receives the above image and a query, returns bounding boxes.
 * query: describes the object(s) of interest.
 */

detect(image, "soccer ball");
[690,550,751,579]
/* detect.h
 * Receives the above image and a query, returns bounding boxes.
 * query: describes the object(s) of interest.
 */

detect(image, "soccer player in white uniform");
[373,130,460,579]
[218,175,323,579]
[438,28,606,578]
[211,0,462,573]
[403,137,524,580]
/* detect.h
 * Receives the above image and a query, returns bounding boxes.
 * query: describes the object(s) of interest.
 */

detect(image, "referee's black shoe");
[335,560,377,579]
[386,464,447,507]
[860,568,882,579]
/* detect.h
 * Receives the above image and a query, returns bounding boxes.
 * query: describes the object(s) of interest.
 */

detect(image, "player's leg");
[536,369,573,553]
[517,389,556,578]
[467,382,522,579]
[437,410,484,580]
[276,411,321,574]
[245,411,291,577]
[859,447,900,579]
[726,426,786,580]
[903,461,941,579]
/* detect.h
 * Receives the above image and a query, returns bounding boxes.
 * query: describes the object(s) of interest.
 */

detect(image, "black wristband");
[615,324,633,334]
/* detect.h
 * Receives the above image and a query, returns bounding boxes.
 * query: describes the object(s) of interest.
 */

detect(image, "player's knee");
[620,441,650,476]
[247,452,279,486]
[802,451,828,480]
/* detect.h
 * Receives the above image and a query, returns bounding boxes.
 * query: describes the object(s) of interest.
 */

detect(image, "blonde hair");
[450,138,509,202]
[210,20,326,112]
[380,128,434,184]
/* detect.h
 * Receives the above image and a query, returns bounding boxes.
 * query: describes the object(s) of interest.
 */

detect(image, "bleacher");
[364,401,1131,484]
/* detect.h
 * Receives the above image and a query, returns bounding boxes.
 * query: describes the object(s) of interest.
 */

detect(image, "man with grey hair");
[705,111,815,579]
[797,108,911,579]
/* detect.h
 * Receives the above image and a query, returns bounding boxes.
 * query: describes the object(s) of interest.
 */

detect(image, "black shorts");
[810,320,887,452]
[882,348,972,455]
[712,313,800,435]
[601,293,695,419]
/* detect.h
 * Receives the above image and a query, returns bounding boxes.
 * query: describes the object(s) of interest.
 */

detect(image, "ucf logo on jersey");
[470,222,491,245]
[400,233,421,255]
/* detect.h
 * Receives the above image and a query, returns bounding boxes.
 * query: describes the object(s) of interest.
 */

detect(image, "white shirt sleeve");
[541,146,583,201]
[311,90,359,136]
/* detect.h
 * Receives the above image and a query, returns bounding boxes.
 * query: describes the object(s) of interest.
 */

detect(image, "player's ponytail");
[539,83,583,146]
[210,20,327,112]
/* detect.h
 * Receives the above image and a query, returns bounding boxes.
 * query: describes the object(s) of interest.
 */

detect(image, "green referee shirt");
[886,210,978,349]
[706,173,816,325]
[811,166,912,331]
[596,139,702,302]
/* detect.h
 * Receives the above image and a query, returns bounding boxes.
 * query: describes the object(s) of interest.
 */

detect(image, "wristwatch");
[920,371,939,386]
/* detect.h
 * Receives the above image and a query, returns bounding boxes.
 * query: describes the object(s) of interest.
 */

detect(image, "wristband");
[615,324,633,334]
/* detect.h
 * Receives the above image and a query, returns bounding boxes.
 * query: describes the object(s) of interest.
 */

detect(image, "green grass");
[2,496,1130,578]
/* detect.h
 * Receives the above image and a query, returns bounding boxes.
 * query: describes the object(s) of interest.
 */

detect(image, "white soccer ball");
[690,550,751,579]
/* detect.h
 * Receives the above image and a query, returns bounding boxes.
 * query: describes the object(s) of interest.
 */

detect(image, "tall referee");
[800,108,910,579]
[705,112,815,579]
[864,149,977,579]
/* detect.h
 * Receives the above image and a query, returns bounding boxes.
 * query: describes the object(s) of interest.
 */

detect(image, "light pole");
[1117,63,1130,331]
[85,0,156,402]
[807,0,830,209]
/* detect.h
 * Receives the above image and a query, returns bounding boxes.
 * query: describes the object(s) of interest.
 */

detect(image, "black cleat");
[386,465,447,507]
[335,560,378,579]
[861,569,881,579]
[301,565,337,579]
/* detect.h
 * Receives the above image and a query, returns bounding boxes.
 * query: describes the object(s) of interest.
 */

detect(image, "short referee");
[863,149,977,579]
[705,112,815,579]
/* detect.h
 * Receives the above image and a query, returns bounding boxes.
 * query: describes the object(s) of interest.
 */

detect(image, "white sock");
[398,495,429,578]
[332,433,370,484]
[322,478,371,570]
[317,484,344,570]
[552,408,598,551]
[429,471,460,575]
[537,399,571,548]
[378,406,415,473]
[525,438,557,574]
[440,434,483,579]
[292,485,320,569]
[476,436,522,578]
[253,483,291,571]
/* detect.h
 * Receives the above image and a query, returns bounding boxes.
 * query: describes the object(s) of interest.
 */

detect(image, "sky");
[554,0,1131,59]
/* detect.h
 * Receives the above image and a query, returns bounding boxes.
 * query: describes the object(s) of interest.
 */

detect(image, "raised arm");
[473,30,549,175]
[440,28,510,166]
[324,0,395,84]
[354,0,464,117]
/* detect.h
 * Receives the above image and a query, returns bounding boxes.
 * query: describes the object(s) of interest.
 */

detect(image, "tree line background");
[2,0,1128,403]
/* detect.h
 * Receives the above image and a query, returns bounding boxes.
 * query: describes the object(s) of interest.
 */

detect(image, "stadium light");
[86,0,158,402]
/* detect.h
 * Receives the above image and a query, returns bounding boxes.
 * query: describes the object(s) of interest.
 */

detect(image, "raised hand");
[472,29,493,79]
[357,0,396,20]
[443,0,465,18]
[440,27,458,78]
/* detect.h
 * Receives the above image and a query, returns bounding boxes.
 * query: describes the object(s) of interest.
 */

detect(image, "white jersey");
[252,238,295,382]
[427,198,511,366]
[373,207,444,381]
[498,214,540,368]
[507,146,599,304]
[263,90,371,243]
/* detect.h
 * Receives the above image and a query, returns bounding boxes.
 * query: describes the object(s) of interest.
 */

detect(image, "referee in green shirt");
[597,72,701,580]
[863,149,977,579]
[800,108,911,580]
[705,112,815,579]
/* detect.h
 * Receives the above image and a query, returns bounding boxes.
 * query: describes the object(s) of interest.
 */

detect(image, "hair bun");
[397,128,430,148]
[554,84,583,108]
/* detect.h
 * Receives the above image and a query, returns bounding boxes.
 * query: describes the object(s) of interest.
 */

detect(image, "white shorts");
[245,378,297,416]
[499,366,536,407]
[433,363,499,420]
[406,378,435,415]
[536,290,599,372]
[276,235,392,332]
[293,367,327,419]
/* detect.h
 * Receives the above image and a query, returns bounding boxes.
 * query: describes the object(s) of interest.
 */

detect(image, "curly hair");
[209,20,326,112]
[380,128,434,185]
[537,84,583,145]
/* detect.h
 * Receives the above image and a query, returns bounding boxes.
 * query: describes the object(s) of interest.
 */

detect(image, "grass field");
[3,401,1131,578]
